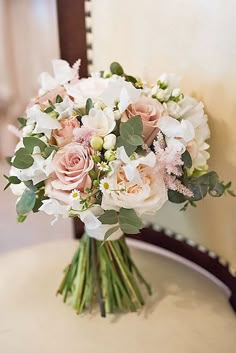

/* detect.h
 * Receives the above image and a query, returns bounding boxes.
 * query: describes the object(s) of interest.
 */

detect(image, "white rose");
[103,134,116,150]
[82,107,116,137]
[101,160,167,216]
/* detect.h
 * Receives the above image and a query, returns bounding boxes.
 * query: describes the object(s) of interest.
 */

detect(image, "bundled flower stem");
[57,233,151,316]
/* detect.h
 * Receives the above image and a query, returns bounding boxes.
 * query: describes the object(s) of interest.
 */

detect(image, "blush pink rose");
[50,143,94,192]
[52,118,80,147]
[126,97,165,146]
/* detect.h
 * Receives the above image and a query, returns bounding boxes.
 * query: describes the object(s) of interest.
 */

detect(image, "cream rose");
[52,118,80,147]
[50,143,94,192]
[126,97,165,146]
[101,161,167,215]
[82,107,116,137]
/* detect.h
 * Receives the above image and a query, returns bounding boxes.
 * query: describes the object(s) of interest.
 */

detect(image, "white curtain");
[0,0,59,157]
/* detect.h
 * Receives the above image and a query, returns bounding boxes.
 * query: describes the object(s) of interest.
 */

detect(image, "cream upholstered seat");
[0,240,235,353]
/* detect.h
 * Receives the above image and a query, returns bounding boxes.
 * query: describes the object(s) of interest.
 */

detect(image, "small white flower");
[70,189,81,200]
[39,199,69,225]
[54,96,74,119]
[100,178,113,194]
[103,134,116,150]
[101,76,141,113]
[97,161,110,172]
[70,189,82,210]
[27,105,60,138]
[39,59,78,95]
[171,88,181,98]
[104,149,116,161]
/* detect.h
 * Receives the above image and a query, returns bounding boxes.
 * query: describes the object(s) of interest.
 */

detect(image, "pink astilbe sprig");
[164,174,193,197]
[154,132,193,197]
[70,59,81,84]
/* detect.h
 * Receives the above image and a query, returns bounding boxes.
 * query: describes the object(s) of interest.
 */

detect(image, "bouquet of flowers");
[5,60,233,317]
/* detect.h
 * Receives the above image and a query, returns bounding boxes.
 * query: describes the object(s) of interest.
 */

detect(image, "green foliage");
[43,145,58,158]
[56,94,63,103]
[23,136,47,153]
[118,115,143,156]
[168,171,235,208]
[17,117,27,128]
[3,175,21,190]
[98,210,118,225]
[124,75,137,84]
[182,150,192,168]
[103,226,120,242]
[168,190,187,203]
[85,98,94,115]
[12,148,34,169]
[110,62,124,76]
[16,188,36,216]
[119,208,143,234]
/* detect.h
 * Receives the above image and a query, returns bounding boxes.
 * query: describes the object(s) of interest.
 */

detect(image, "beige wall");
[0,0,59,157]
[91,0,236,265]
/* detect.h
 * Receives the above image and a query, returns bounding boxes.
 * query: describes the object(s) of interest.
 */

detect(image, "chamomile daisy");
[99,178,113,194]
[97,161,110,172]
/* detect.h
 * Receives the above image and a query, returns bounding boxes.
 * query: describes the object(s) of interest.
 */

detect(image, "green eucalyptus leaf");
[17,117,27,128]
[44,145,57,158]
[98,210,118,225]
[182,150,192,168]
[16,188,36,215]
[128,135,143,146]
[103,225,120,242]
[168,190,187,203]
[110,62,124,76]
[127,115,143,135]
[186,180,208,201]
[12,148,34,169]
[125,75,137,84]
[116,136,137,156]
[119,223,140,234]
[86,98,94,115]
[8,176,21,184]
[119,208,143,234]
[23,136,47,153]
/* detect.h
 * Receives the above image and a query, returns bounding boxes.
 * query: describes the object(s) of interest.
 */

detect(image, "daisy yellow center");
[72,192,79,198]
[103,182,110,190]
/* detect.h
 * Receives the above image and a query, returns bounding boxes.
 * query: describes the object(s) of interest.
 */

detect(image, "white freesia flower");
[117,146,156,183]
[80,205,122,241]
[11,150,54,185]
[39,59,78,95]
[158,116,195,152]
[39,199,69,225]
[165,96,210,168]
[103,134,116,150]
[101,76,141,112]
[27,105,61,138]
[54,96,74,119]
[82,107,116,137]
[9,182,26,197]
